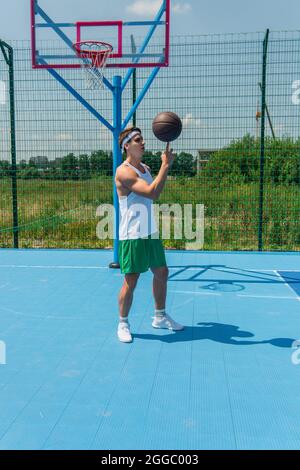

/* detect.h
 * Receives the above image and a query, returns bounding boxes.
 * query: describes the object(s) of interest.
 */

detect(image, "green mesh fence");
[0,32,299,250]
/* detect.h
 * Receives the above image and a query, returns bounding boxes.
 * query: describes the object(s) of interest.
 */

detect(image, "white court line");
[170,290,297,300]
[237,294,299,300]
[273,270,300,302]
[0,265,298,272]
[0,265,108,269]
[168,267,300,272]
[169,289,221,296]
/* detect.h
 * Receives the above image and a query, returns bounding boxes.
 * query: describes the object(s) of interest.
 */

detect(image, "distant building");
[29,156,49,168]
[196,149,216,173]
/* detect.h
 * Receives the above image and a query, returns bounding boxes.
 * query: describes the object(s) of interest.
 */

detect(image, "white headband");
[121,130,141,151]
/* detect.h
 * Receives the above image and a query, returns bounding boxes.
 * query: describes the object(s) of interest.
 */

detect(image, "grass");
[0,177,299,251]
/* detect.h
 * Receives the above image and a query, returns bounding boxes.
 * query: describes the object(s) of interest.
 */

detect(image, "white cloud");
[126,1,192,17]
[126,0,162,18]
[172,2,192,14]
[182,113,205,128]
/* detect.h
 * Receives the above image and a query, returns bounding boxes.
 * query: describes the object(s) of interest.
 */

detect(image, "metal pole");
[133,69,137,127]
[131,35,137,127]
[109,75,122,268]
[258,29,269,251]
[0,40,18,248]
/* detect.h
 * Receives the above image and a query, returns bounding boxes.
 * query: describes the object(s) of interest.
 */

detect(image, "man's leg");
[151,266,184,331]
[117,273,140,343]
[119,273,140,318]
[151,266,169,310]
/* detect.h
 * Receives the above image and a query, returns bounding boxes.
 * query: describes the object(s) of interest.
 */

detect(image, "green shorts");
[119,235,167,274]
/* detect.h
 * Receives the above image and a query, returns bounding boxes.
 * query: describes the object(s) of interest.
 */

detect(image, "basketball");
[152,111,182,142]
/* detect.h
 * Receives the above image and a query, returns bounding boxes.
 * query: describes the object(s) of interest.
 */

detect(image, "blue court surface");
[0,249,299,450]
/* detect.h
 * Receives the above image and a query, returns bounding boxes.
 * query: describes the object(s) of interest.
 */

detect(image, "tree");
[78,154,91,180]
[170,152,196,176]
[60,153,79,180]
[202,134,299,184]
[90,150,112,176]
[19,166,40,179]
[0,160,11,178]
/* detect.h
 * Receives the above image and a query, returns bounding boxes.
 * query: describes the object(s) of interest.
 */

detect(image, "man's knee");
[153,266,169,282]
[124,273,140,291]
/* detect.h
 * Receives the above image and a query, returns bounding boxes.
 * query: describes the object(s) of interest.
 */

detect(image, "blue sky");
[1,0,300,40]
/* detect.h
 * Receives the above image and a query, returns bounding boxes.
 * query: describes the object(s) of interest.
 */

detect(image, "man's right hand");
[161,142,175,168]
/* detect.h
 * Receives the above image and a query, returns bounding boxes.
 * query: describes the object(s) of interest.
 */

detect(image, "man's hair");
[119,126,141,152]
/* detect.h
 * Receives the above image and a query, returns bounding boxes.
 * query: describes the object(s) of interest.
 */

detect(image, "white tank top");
[119,162,158,240]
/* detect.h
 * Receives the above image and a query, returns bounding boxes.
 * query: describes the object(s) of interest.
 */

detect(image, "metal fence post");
[258,29,269,251]
[0,40,18,248]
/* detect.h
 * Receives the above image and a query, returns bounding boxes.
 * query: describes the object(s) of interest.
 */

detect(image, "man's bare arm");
[117,144,175,201]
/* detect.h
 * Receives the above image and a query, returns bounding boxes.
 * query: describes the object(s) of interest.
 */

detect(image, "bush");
[203,134,300,185]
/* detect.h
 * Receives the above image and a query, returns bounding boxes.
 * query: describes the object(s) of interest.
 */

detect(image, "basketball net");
[73,41,113,89]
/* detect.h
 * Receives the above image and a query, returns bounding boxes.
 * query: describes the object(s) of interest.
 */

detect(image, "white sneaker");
[152,313,184,331]
[117,321,133,343]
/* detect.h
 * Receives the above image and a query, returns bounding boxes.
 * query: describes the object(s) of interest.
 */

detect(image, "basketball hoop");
[73,40,113,89]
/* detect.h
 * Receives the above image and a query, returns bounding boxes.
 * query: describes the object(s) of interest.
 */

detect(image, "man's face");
[125,133,145,158]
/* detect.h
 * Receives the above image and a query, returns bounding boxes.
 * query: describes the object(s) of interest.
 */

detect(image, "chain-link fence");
[0,31,299,250]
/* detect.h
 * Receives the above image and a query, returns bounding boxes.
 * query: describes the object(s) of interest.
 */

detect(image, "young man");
[115,126,184,343]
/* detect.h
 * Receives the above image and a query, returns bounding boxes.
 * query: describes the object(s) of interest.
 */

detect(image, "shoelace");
[153,314,173,327]
[119,322,130,332]
[164,316,173,328]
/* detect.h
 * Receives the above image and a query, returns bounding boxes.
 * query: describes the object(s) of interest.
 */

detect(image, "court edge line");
[0,265,108,269]
[273,270,300,302]
[0,265,299,272]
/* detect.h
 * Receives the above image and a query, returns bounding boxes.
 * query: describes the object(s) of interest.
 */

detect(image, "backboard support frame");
[30,0,171,267]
